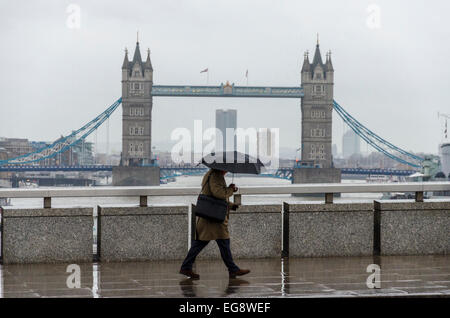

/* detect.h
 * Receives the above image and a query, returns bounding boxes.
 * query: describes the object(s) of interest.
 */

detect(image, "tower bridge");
[118,38,336,171]
[0,165,415,184]
[0,37,423,186]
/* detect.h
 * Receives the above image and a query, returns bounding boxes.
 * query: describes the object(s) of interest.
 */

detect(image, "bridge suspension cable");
[1,96,423,169]
[0,98,122,166]
[333,100,423,168]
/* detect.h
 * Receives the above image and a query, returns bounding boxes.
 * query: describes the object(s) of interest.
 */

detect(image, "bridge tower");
[300,39,334,167]
[294,38,341,190]
[113,38,160,186]
[121,40,153,166]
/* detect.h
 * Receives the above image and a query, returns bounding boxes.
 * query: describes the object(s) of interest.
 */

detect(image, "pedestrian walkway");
[0,255,449,297]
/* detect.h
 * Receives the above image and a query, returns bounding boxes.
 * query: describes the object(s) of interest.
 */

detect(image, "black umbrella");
[199,151,264,174]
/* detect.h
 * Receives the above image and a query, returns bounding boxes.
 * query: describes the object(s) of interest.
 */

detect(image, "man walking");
[179,168,250,279]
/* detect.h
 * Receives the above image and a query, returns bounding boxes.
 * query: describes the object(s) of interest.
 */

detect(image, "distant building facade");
[30,141,56,166]
[0,138,33,159]
[0,137,94,166]
[30,138,94,166]
[342,129,361,158]
[215,109,237,152]
[0,146,8,179]
[72,140,94,165]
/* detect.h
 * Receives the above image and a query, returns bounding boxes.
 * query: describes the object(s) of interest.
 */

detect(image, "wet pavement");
[0,255,449,298]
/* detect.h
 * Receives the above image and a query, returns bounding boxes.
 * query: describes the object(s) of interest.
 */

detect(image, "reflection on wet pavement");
[0,255,449,298]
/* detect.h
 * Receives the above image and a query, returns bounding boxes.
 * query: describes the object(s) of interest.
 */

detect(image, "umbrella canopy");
[200,151,264,174]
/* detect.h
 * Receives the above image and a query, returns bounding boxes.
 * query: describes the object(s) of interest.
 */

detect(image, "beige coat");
[195,169,234,241]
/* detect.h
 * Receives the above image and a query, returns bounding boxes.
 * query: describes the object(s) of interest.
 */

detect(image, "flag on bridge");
[245,69,248,78]
[200,68,208,73]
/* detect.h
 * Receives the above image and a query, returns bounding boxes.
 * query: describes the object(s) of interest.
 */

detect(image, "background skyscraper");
[257,128,276,158]
[215,109,237,152]
[342,129,361,158]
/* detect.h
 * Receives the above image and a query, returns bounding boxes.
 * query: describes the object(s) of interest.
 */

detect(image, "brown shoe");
[179,269,200,279]
[229,269,250,278]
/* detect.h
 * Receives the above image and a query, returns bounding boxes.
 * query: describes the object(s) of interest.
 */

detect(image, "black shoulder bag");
[194,173,228,223]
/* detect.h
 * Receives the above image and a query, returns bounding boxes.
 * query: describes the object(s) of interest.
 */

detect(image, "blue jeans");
[181,239,240,273]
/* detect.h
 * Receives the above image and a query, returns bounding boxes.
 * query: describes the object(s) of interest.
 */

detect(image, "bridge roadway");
[0,165,418,177]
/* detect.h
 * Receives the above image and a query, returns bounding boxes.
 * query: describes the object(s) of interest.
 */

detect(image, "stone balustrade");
[0,183,449,264]
[192,204,282,260]
[1,207,93,264]
[374,200,450,255]
[283,202,374,257]
[97,204,188,262]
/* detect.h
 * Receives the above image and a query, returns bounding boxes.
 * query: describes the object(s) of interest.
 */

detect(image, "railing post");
[415,191,424,202]
[139,195,148,207]
[43,197,51,209]
[282,202,289,258]
[325,193,333,204]
[373,201,381,256]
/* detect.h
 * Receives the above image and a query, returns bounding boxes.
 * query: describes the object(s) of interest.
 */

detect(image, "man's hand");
[229,183,238,192]
[230,204,239,211]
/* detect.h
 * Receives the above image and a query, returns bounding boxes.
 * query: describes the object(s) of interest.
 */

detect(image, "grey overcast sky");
[0,0,449,155]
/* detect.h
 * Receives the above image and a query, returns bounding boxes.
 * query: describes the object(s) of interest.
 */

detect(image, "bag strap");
[200,171,212,193]
[200,170,230,204]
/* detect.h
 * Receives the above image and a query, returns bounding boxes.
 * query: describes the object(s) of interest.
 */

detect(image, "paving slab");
[1,255,449,297]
